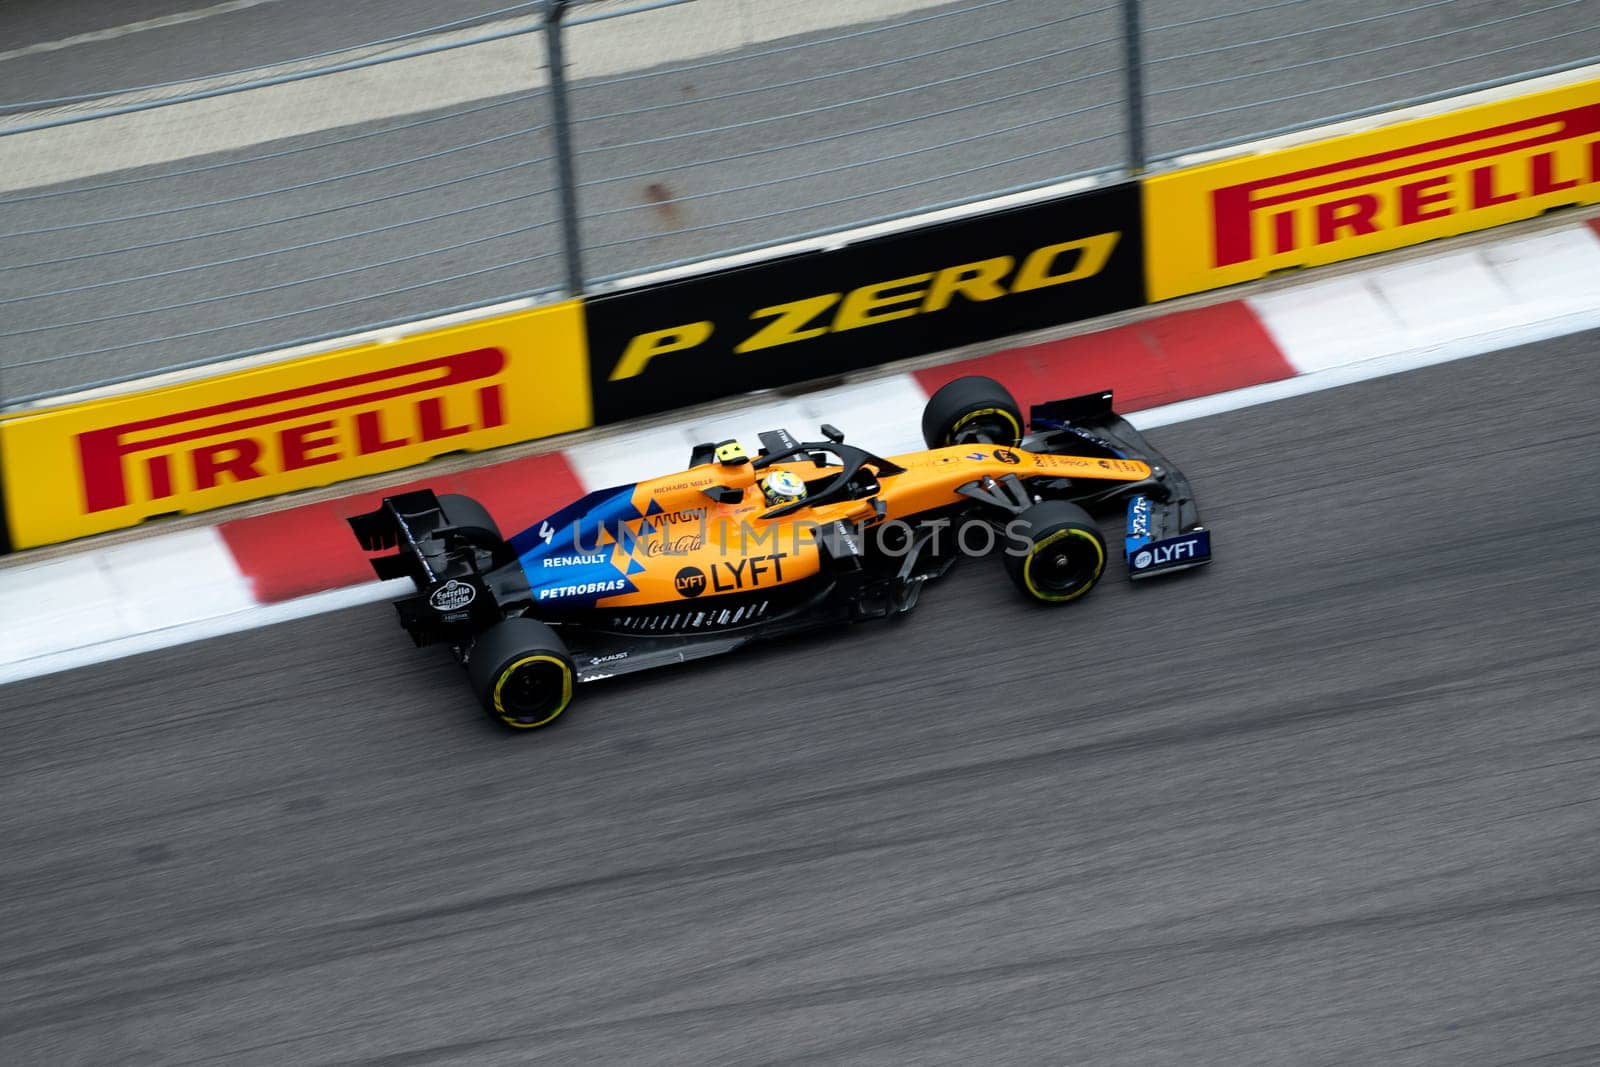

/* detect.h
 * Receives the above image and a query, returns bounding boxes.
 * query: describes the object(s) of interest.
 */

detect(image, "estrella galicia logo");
[995,448,1020,465]
[674,566,707,598]
[429,579,477,612]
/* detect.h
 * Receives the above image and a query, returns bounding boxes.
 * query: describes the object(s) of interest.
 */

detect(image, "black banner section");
[584,181,1146,424]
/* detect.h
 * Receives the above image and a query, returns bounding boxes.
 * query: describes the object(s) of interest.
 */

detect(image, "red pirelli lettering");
[1210,103,1600,267]
[77,347,506,512]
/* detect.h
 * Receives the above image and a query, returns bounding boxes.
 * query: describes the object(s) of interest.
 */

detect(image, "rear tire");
[1005,501,1106,604]
[467,618,576,730]
[437,493,502,547]
[921,375,1023,449]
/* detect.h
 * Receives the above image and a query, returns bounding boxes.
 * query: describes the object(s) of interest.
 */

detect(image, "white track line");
[1126,225,1600,431]
[1,579,410,685]
[1131,305,1600,432]
[1250,227,1600,376]
[0,1,286,63]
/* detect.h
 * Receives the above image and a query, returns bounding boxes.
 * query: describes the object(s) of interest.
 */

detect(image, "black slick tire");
[467,618,576,730]
[921,375,1024,449]
[1005,501,1107,604]
[437,493,503,548]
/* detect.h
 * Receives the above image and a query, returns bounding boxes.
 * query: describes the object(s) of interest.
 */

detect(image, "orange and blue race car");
[349,376,1212,729]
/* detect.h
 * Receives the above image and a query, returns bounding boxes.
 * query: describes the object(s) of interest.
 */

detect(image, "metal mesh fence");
[1142,0,1600,157]
[0,35,565,402]
[1,0,1596,403]
[562,0,1127,284]
[0,86,565,402]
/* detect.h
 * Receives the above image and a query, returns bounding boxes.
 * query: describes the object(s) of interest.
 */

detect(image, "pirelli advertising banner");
[585,182,1145,423]
[0,301,590,549]
[1144,76,1600,301]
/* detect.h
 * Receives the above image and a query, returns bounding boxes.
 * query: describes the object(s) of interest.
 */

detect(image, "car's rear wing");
[1025,390,1212,580]
[347,489,458,586]
[348,490,502,645]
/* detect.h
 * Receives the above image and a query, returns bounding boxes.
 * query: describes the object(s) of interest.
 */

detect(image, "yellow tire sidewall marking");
[949,406,1021,446]
[1023,527,1105,603]
[493,654,574,728]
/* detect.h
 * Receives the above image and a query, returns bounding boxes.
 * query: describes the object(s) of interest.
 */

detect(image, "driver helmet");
[760,469,808,508]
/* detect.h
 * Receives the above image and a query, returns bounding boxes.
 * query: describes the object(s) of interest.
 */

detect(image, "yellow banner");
[0,301,590,549]
[1144,76,1600,301]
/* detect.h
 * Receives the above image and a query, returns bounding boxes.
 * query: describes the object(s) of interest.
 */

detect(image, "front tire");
[921,375,1024,449]
[467,618,576,730]
[1005,501,1106,604]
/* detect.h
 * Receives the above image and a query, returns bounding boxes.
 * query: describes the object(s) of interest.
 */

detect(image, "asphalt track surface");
[5,333,1599,1063]
[5,0,1599,398]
